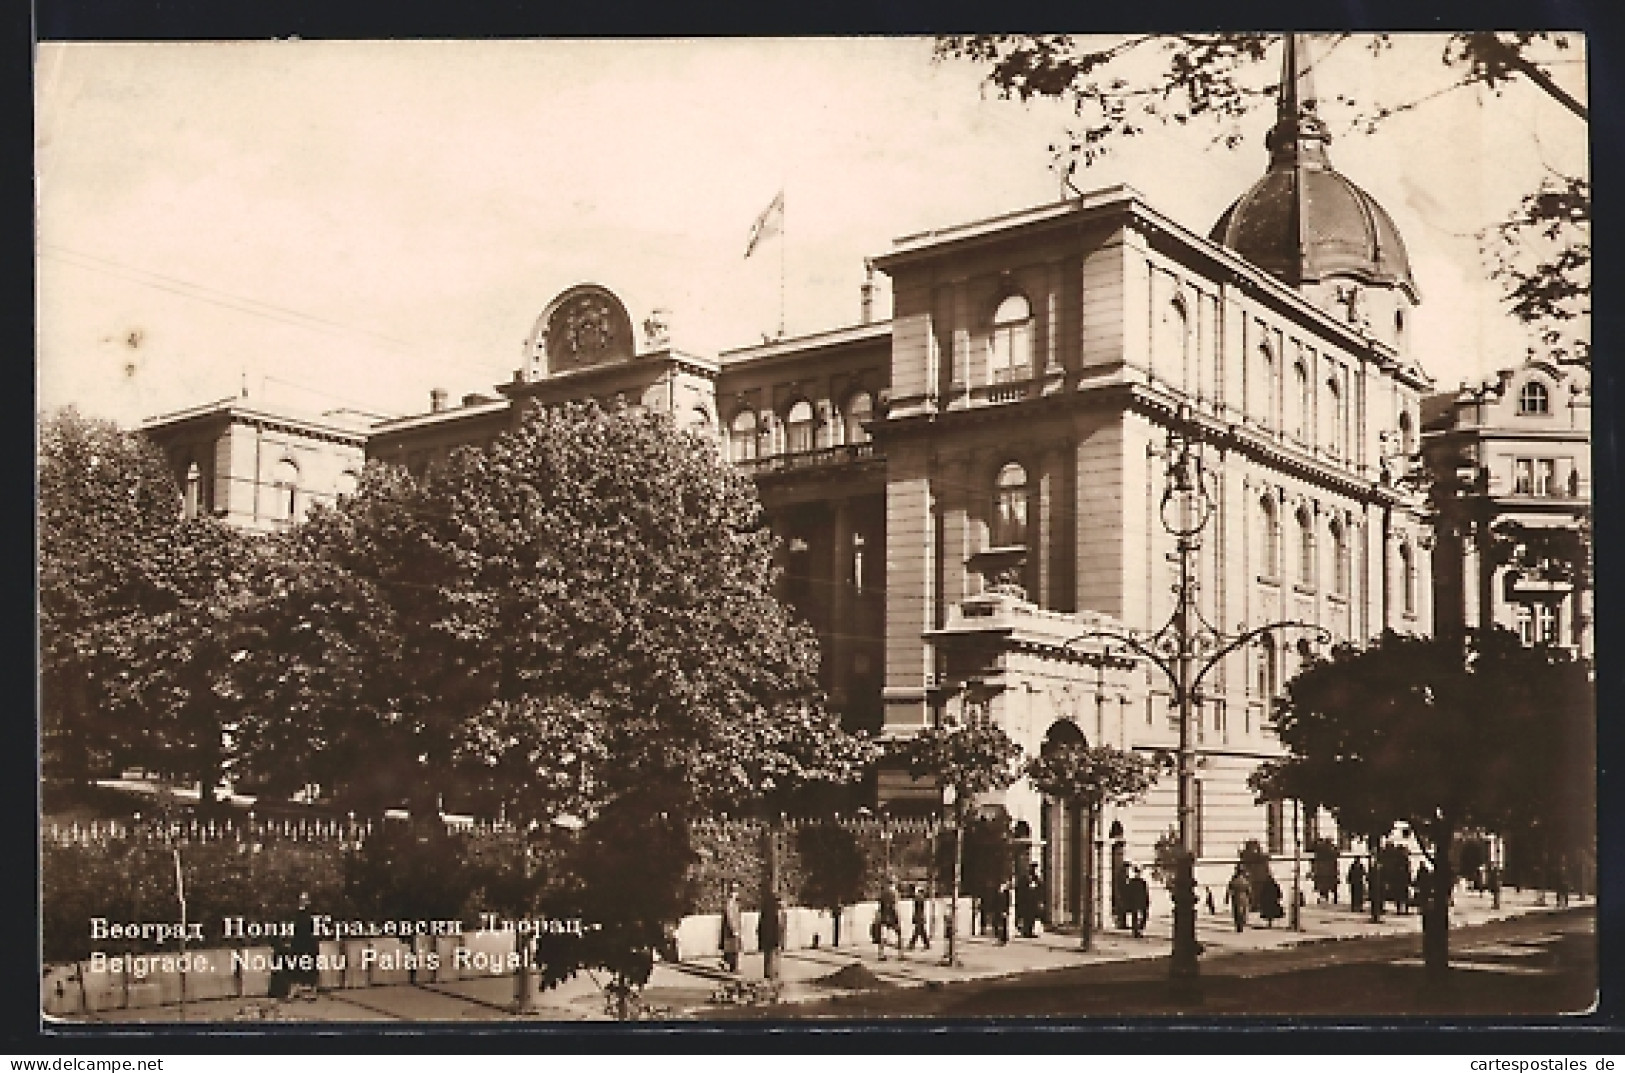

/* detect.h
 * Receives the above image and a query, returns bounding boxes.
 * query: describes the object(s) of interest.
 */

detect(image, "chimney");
[859,258,876,325]
[429,387,448,413]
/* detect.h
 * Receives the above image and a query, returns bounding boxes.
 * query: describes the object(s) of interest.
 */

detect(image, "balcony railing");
[735,440,881,475]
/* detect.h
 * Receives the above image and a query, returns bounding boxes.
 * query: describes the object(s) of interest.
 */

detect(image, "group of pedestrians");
[1223,864,1285,932]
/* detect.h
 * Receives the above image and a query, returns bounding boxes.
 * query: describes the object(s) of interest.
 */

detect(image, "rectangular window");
[1515,458,1534,495]
[1266,799,1286,856]
[1515,604,1536,646]
[1536,459,1556,497]
[1537,603,1559,644]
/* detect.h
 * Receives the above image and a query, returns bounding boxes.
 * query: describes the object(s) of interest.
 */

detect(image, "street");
[721,908,1596,1019]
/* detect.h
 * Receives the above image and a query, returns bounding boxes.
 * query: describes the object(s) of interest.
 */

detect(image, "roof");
[1209,34,1417,299]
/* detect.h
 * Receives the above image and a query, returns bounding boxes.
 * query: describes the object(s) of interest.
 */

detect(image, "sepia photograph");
[35,32,1596,1027]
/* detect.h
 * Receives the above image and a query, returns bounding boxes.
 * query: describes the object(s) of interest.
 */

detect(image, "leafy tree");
[795,822,869,946]
[231,402,871,1005]
[1257,628,1591,977]
[890,717,1023,962]
[936,32,1589,362]
[236,402,871,821]
[39,408,182,780]
[1024,741,1161,948]
[94,516,266,809]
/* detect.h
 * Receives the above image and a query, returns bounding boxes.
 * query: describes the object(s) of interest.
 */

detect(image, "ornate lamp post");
[1063,418,1329,997]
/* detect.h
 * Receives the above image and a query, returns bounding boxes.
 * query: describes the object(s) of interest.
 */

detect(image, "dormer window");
[988,294,1033,385]
[1519,380,1550,415]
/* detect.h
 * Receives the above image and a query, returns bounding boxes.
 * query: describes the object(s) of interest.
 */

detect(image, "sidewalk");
[68,888,1586,1023]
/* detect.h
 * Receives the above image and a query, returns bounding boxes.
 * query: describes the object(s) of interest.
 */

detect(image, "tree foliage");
[1256,628,1592,973]
[232,402,872,821]
[1024,741,1162,813]
[935,32,1589,362]
[39,407,266,799]
[889,718,1024,817]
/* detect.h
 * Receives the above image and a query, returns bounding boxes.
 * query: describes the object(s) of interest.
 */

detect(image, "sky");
[36,35,1589,428]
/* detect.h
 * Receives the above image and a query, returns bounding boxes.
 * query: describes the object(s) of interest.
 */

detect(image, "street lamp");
[1062,419,1330,998]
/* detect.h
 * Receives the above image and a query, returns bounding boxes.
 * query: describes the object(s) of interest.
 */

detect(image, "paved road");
[726,909,1596,1019]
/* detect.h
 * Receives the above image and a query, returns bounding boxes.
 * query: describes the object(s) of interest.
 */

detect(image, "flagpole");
[778,188,786,340]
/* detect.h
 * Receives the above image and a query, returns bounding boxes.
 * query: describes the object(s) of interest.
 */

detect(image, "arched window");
[272,458,299,523]
[1398,410,1415,457]
[1325,377,1344,458]
[1293,359,1310,441]
[1399,543,1416,616]
[1260,495,1280,578]
[989,294,1033,384]
[1259,343,1279,428]
[992,462,1029,547]
[688,407,711,433]
[844,391,874,444]
[1329,518,1349,598]
[729,409,759,462]
[1519,380,1550,415]
[785,400,816,454]
[183,462,201,519]
[1297,507,1315,588]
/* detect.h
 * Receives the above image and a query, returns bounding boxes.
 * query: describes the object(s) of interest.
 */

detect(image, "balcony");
[735,441,881,476]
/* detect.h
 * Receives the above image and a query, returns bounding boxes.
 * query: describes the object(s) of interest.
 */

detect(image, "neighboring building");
[141,36,1440,924]
[141,396,372,533]
[1421,356,1592,656]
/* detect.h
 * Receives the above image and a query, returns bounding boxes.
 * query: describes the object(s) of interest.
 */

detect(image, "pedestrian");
[1393,856,1412,914]
[273,891,319,1000]
[1486,860,1502,910]
[909,884,931,951]
[1225,865,1251,933]
[1113,861,1129,930]
[992,878,1012,944]
[875,877,902,960]
[1258,872,1284,927]
[1017,862,1045,937]
[1014,865,1035,938]
[719,881,742,974]
[1125,865,1151,938]
[1413,862,1433,916]
[1205,886,1217,916]
[1556,856,1571,908]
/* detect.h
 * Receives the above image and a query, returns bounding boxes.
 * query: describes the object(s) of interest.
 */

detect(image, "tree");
[236,402,871,821]
[795,822,869,947]
[39,408,183,781]
[231,401,871,1005]
[1258,628,1591,977]
[94,516,266,810]
[890,717,1024,964]
[936,32,1589,363]
[1024,741,1161,949]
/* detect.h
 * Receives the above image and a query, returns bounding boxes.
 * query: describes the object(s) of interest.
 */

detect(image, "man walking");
[1225,864,1251,933]
[1124,866,1151,938]
[1348,857,1367,914]
[908,884,931,951]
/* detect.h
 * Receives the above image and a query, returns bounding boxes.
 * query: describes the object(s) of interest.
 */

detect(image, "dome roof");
[1209,34,1417,298]
[1210,165,1416,294]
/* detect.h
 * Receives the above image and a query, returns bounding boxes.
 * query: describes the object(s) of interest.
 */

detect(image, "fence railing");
[46,813,940,847]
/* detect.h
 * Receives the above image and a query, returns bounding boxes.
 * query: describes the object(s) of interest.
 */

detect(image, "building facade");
[1421,356,1592,655]
[143,37,1445,924]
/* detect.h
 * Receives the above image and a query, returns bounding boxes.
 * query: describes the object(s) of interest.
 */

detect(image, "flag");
[744,190,784,258]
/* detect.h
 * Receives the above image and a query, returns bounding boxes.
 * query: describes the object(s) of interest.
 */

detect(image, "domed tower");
[1211,34,1419,352]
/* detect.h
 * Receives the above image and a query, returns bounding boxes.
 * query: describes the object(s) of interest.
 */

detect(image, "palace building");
[143,37,1443,925]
